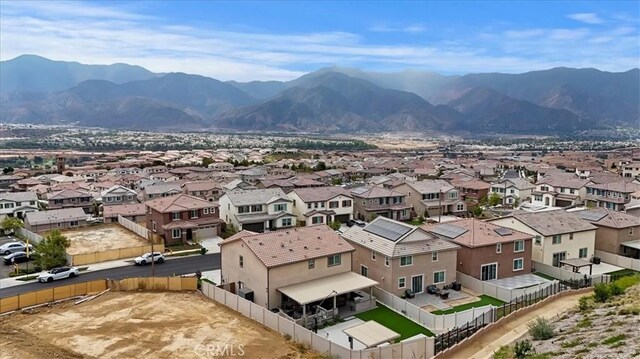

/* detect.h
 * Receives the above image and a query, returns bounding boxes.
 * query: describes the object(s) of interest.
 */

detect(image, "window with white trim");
[308,259,315,269]
[328,254,341,267]
[384,256,389,267]
[274,203,287,212]
[432,251,438,262]
[152,221,156,232]
[514,240,524,253]
[534,236,542,245]
[552,235,561,244]
[172,229,181,239]
[172,212,180,220]
[400,256,413,267]
[433,271,446,284]
[496,243,502,253]
[513,258,524,271]
[579,248,588,258]
[239,255,244,268]
[190,209,198,219]
[371,251,376,261]
[398,277,406,289]
[281,218,292,227]
[204,208,210,215]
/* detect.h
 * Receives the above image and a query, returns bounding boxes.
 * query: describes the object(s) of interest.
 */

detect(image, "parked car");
[134,252,165,265]
[3,251,31,265]
[354,220,366,227]
[37,267,79,283]
[0,241,34,255]
[347,219,356,227]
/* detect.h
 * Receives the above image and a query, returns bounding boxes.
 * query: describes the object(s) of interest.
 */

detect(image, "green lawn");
[355,304,434,340]
[405,219,425,226]
[608,268,639,277]
[431,295,505,315]
[533,272,558,281]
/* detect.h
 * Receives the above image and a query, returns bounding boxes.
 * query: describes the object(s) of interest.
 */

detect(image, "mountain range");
[1,54,638,133]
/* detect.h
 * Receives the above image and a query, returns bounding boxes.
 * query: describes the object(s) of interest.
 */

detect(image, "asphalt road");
[0,253,220,298]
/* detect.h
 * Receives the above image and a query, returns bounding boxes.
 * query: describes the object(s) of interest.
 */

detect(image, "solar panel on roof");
[351,187,369,195]
[577,211,607,222]
[430,223,469,239]
[494,227,513,236]
[364,219,412,242]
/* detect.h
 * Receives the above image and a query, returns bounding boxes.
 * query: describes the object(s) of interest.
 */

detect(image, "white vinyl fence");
[595,250,640,271]
[456,272,559,302]
[118,214,149,239]
[200,282,436,359]
[372,287,493,332]
[16,227,44,244]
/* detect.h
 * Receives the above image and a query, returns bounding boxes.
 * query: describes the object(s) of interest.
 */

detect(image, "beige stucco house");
[573,208,640,259]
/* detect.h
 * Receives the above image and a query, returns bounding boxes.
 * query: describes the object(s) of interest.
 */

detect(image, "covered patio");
[560,258,593,275]
[277,272,378,329]
[343,320,400,349]
[621,240,640,259]
[487,273,552,290]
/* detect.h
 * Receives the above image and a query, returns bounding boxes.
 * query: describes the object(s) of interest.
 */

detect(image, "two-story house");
[218,188,296,232]
[450,179,491,201]
[490,178,535,205]
[573,208,640,259]
[287,187,353,226]
[490,210,597,268]
[145,194,222,244]
[46,189,94,213]
[350,186,410,222]
[340,217,459,297]
[622,162,640,179]
[219,225,377,319]
[585,181,640,211]
[182,181,223,202]
[531,176,590,208]
[100,185,139,206]
[422,219,533,281]
[393,180,466,218]
[0,192,39,220]
[141,182,183,201]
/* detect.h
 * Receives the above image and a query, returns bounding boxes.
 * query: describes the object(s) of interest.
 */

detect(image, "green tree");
[513,197,520,208]
[32,230,71,270]
[488,192,502,207]
[314,161,327,171]
[1,216,24,234]
[328,221,341,231]
[221,224,239,239]
[2,167,14,174]
[202,157,214,167]
[331,178,343,186]
[33,156,44,164]
[472,206,483,217]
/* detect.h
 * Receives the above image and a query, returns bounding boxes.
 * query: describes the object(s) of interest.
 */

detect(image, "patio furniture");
[404,289,415,298]
[439,291,450,300]
[451,282,462,291]
[426,285,440,295]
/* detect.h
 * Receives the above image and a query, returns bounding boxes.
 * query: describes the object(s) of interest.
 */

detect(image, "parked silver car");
[0,241,34,255]
[37,267,79,283]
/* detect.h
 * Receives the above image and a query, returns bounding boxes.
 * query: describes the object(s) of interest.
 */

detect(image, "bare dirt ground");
[64,224,149,255]
[0,292,322,359]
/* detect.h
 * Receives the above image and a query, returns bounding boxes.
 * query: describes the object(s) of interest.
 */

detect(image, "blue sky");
[1,1,638,81]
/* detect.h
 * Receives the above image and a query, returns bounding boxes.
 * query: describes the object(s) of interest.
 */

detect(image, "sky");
[0,0,638,81]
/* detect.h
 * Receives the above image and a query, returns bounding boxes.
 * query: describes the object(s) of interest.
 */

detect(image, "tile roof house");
[46,189,94,213]
[145,194,222,244]
[393,179,466,218]
[572,208,640,259]
[341,217,459,296]
[218,188,296,232]
[24,207,87,233]
[490,210,597,267]
[219,225,377,318]
[350,186,411,222]
[490,178,535,206]
[103,203,147,224]
[0,192,40,219]
[422,219,533,280]
[585,180,640,211]
[182,181,223,202]
[288,187,353,226]
[531,175,591,208]
[100,185,139,206]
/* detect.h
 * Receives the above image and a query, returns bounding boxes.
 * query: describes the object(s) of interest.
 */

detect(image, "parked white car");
[134,252,165,265]
[0,241,34,255]
[37,267,80,283]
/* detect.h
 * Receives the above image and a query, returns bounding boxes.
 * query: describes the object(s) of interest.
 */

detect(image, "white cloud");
[504,29,545,39]
[567,13,604,25]
[369,24,427,33]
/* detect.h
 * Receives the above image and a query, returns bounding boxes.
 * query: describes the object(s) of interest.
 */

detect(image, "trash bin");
[591,257,601,264]
[200,247,208,255]
[452,282,462,291]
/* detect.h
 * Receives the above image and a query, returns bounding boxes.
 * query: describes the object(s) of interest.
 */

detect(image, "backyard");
[63,224,149,255]
[431,295,505,315]
[355,303,434,340]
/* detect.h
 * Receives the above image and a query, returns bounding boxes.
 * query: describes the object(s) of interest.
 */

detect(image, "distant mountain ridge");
[1,55,638,133]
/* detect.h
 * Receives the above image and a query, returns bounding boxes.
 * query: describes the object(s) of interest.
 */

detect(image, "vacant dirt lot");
[0,292,320,359]
[64,224,149,255]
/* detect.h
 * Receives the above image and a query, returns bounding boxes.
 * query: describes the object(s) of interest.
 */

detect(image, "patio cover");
[343,321,400,348]
[621,240,640,250]
[278,272,378,305]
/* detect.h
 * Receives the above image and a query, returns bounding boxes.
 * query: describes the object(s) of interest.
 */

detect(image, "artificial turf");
[431,295,505,315]
[354,303,434,340]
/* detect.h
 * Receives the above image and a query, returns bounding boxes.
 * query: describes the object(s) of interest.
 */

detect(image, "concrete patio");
[486,273,552,290]
[317,318,367,350]
[407,289,471,310]
[576,261,623,276]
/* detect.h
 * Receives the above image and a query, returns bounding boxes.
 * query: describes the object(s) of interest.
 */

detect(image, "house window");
[400,256,413,267]
[329,201,339,209]
[69,221,78,227]
[308,259,315,269]
[307,203,312,209]
[172,229,181,239]
[456,204,464,211]
[210,207,216,214]
[361,265,368,277]
[30,201,35,205]
[274,203,287,212]
[190,209,198,219]
[630,227,634,236]
[552,235,561,244]
[152,221,156,232]
[204,208,210,215]
[371,251,376,261]
[148,206,152,214]
[579,248,588,258]
[449,192,458,199]
[250,205,263,212]
[342,200,352,207]
[328,254,341,267]
[534,195,543,202]
[281,218,292,227]
[398,277,406,289]
[385,256,389,267]
[312,216,324,224]
[239,255,244,268]
[514,240,524,253]
[534,236,542,245]
[513,258,524,271]
[172,212,180,220]
[496,243,502,253]
[432,251,438,262]
[433,271,446,284]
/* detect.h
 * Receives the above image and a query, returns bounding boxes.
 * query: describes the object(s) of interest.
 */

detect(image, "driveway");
[199,236,222,254]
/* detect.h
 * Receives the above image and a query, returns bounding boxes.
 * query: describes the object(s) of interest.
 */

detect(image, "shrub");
[283,334,291,341]
[514,340,533,359]
[593,283,611,302]
[602,334,626,345]
[612,274,640,290]
[528,317,554,340]
[609,282,624,296]
[578,296,591,311]
[576,317,592,328]
[560,339,582,348]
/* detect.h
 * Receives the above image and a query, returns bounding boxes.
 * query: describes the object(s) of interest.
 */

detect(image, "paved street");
[0,253,220,298]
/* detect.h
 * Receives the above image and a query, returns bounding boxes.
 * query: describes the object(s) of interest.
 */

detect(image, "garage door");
[334,214,351,223]
[242,222,265,232]
[195,226,218,238]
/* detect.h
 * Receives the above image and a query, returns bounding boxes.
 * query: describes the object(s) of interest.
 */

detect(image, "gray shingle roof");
[511,210,597,236]
[225,188,290,206]
[25,208,86,225]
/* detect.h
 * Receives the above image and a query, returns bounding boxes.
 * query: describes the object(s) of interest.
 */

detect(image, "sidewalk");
[0,249,201,289]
